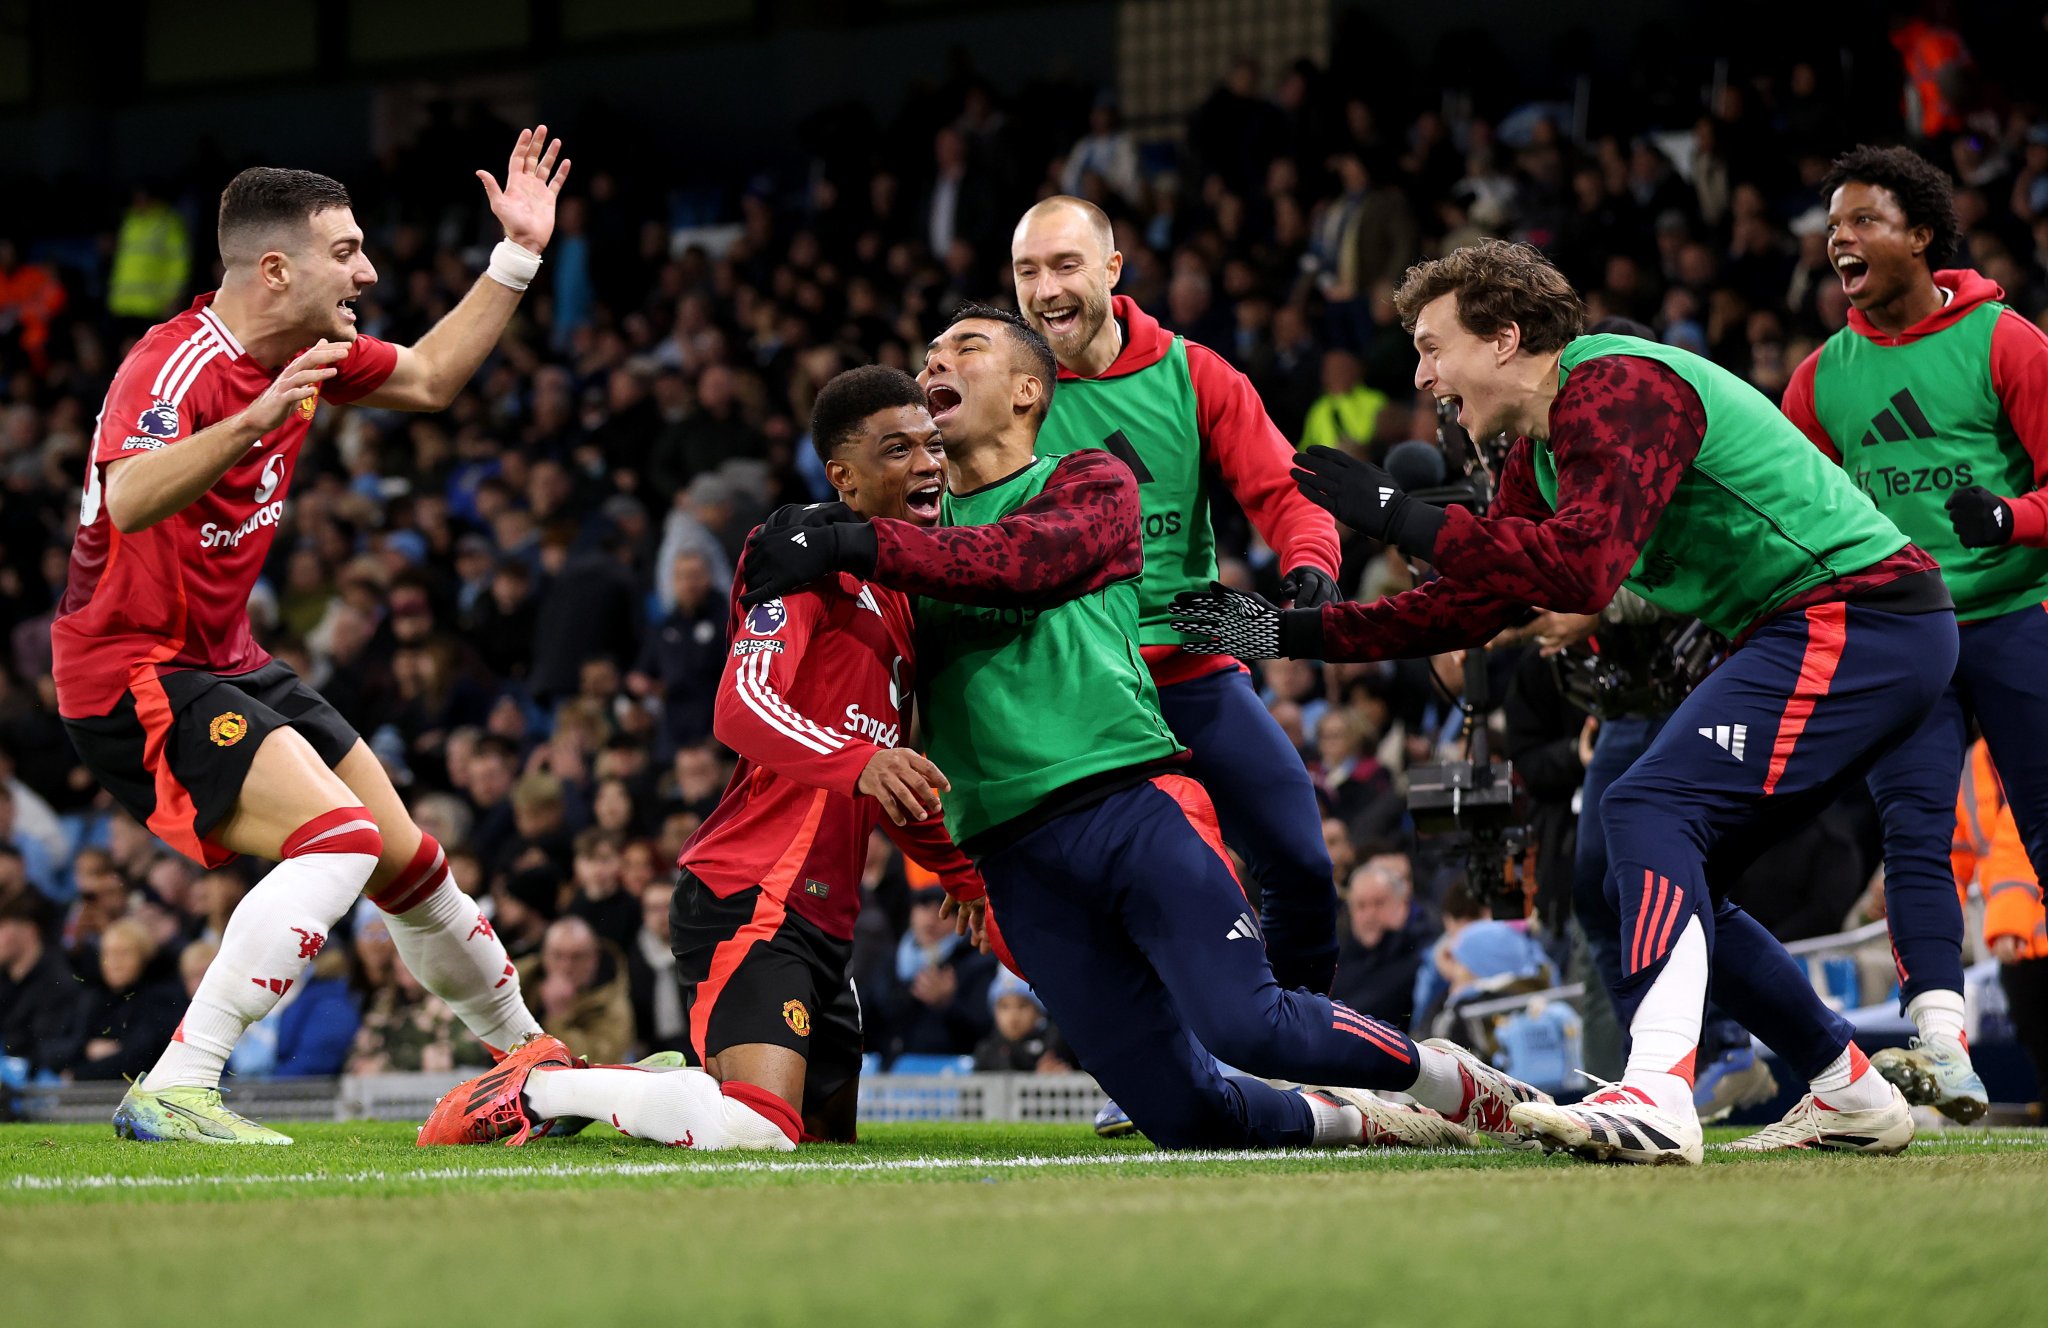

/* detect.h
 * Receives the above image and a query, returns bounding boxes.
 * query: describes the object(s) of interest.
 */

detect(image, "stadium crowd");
[3,8,2045,1092]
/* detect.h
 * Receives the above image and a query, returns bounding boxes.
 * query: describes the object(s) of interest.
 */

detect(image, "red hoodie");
[1059,295,1342,687]
[1783,269,2048,544]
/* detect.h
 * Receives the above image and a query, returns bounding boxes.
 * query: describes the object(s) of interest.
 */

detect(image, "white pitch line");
[13,1131,2043,1195]
[7,1145,1441,1195]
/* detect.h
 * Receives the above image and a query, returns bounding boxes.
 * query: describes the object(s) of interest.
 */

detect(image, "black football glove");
[1278,565,1341,609]
[739,520,878,607]
[1945,486,2016,549]
[762,500,860,532]
[1169,583,1325,660]
[1291,445,1447,557]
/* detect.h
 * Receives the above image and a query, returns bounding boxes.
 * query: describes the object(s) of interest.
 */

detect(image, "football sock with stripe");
[524,1066,800,1151]
[1811,1043,1892,1112]
[142,809,381,1091]
[1620,915,1708,1115]
[1402,1044,1469,1117]
[1904,989,1967,1047]
[369,832,540,1055]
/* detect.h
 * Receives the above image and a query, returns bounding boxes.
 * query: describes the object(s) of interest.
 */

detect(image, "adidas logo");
[249,977,293,996]
[1378,485,1396,506]
[857,585,883,617]
[1857,389,1937,449]
[1698,723,1748,760]
[1224,911,1261,942]
[791,531,809,547]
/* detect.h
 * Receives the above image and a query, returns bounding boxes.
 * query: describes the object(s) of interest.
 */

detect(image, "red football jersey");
[679,556,983,942]
[53,294,396,717]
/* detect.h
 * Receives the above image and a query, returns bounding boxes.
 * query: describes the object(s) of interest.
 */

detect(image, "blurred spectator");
[0,893,85,1074]
[492,865,562,962]
[871,884,995,1063]
[69,917,185,1081]
[0,782,59,901]
[347,912,491,1075]
[269,940,362,1078]
[517,914,634,1065]
[626,879,688,1056]
[567,828,637,952]
[629,550,725,758]
[1298,349,1389,451]
[104,185,188,324]
[0,237,68,373]
[1061,95,1142,207]
[1331,862,1434,1031]
[973,969,1072,1073]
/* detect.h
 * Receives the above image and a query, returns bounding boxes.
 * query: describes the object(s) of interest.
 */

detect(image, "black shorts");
[63,659,360,868]
[669,869,863,1115]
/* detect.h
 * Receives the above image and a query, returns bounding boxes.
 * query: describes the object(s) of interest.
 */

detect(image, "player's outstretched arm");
[738,451,1142,608]
[102,340,349,532]
[357,125,570,412]
[1172,576,1526,663]
[869,450,1142,606]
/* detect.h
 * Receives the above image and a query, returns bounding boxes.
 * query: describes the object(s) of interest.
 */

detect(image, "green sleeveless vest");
[1034,339,1216,645]
[918,457,1182,846]
[1541,335,1907,638]
[1810,303,2048,620]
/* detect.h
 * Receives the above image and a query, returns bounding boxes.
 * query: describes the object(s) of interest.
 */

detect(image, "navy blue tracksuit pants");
[1158,668,1338,992]
[1866,600,2048,1007]
[977,772,1417,1150]
[1600,600,1957,1082]
[1574,714,1747,1065]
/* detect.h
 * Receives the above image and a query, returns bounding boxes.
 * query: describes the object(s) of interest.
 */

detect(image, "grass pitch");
[6,1122,2045,1328]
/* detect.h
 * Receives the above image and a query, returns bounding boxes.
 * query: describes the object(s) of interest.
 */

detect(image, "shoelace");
[1739,1094,1826,1147]
[1570,1069,1632,1106]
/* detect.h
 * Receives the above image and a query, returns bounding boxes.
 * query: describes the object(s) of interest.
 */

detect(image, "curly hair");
[1392,239,1585,354]
[1821,144,1961,267]
[809,364,929,465]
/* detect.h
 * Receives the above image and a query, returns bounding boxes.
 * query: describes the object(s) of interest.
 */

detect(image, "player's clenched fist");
[858,747,951,826]
[739,520,877,607]
[242,339,348,433]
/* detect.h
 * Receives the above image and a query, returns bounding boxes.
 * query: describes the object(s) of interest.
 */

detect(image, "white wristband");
[486,239,543,292]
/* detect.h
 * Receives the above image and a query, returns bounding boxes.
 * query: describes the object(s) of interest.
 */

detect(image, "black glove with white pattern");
[1170,583,1326,660]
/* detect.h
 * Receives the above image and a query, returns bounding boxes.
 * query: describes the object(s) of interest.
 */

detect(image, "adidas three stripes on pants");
[1599,599,1958,1082]
[975,773,1422,1150]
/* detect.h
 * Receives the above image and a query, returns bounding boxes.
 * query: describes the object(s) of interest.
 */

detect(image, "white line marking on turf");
[8,1146,1452,1194]
[13,1130,2043,1195]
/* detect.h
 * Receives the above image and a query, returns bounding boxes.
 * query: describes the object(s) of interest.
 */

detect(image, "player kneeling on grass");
[421,367,987,1151]
[54,130,573,1144]
[734,311,1545,1152]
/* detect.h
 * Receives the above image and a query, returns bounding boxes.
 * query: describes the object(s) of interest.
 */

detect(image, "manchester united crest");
[782,999,811,1037]
[295,389,319,422]
[208,711,249,747]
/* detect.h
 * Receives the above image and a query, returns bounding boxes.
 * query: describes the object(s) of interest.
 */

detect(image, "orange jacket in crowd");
[1953,741,2048,961]
[0,257,65,373]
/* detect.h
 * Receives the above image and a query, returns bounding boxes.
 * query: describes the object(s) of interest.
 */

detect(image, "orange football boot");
[417,1035,573,1146]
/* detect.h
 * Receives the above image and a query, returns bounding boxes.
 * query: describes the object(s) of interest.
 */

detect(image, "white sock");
[1403,1045,1471,1118]
[1302,1092,1365,1146]
[1905,989,1967,1046]
[143,810,380,1091]
[1811,1043,1892,1112]
[524,1067,798,1152]
[1621,915,1708,1115]
[371,834,540,1055]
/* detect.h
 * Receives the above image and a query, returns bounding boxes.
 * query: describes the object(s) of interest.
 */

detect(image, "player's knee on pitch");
[211,725,370,860]
[1119,1082,1245,1150]
[803,1076,859,1144]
